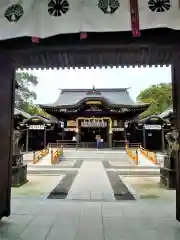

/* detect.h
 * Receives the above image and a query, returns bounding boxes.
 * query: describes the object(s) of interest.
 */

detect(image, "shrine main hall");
[39,87,149,148]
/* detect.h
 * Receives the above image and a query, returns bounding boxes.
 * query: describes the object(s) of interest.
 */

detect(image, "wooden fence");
[51,146,63,164]
[140,146,159,165]
[33,145,49,164]
[125,144,138,165]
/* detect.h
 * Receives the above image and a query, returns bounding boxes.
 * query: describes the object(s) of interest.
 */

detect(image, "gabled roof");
[158,107,173,119]
[14,108,31,119]
[140,115,165,125]
[22,114,58,124]
[40,88,149,109]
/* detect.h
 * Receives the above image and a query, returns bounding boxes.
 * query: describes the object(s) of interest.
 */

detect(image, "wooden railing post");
[136,150,138,165]
[51,149,53,164]
[33,151,36,164]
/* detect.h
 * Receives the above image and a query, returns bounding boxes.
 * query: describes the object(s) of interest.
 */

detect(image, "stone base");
[160,167,176,190]
[11,164,28,187]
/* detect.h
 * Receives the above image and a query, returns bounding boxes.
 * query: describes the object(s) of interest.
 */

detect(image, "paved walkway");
[1,198,179,240]
[67,161,115,201]
[1,149,179,239]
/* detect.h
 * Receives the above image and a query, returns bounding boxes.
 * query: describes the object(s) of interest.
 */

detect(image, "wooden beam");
[0,55,15,218]
[172,57,180,222]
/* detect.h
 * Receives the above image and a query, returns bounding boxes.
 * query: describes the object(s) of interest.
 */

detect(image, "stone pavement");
[1,149,179,239]
[67,161,115,201]
[0,198,179,240]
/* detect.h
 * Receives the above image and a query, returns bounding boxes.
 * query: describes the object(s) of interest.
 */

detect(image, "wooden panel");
[0,29,179,69]
[0,55,15,218]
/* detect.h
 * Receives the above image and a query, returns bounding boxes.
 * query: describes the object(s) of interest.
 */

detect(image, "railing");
[51,146,63,164]
[56,140,76,148]
[33,145,49,164]
[140,145,159,165]
[128,143,140,149]
[125,144,138,165]
[113,140,126,149]
[51,141,108,148]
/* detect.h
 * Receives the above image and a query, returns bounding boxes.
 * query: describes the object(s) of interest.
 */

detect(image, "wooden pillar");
[161,126,165,153]
[0,56,15,218]
[172,58,180,222]
[44,127,47,148]
[142,126,146,148]
[76,130,79,149]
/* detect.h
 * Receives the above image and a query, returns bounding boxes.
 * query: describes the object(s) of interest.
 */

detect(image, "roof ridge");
[60,88,129,93]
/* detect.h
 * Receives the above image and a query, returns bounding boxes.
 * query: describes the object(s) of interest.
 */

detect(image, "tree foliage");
[137,83,172,118]
[15,72,48,117]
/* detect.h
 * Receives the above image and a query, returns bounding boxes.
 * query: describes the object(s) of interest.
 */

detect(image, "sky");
[26,66,172,104]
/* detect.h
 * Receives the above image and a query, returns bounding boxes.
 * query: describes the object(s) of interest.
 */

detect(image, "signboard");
[67,120,76,127]
[29,125,45,130]
[81,119,107,128]
[112,128,124,132]
[86,101,102,105]
[31,118,41,122]
[64,128,76,132]
[144,125,162,130]
[86,107,102,112]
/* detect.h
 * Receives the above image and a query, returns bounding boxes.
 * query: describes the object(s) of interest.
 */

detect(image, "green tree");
[137,83,172,118]
[15,72,48,117]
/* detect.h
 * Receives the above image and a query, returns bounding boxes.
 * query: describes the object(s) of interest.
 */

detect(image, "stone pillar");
[0,56,15,218]
[172,58,180,222]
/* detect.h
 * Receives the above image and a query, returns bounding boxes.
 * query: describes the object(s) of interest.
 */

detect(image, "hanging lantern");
[60,121,64,128]
[130,0,140,37]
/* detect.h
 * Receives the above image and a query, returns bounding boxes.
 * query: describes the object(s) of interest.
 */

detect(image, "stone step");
[27,168,160,176]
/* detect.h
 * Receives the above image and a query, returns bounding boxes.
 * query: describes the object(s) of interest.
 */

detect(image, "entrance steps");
[26,148,160,176]
[62,148,126,160]
[27,164,159,175]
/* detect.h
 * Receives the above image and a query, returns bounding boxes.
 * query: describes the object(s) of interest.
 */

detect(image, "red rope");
[130,0,140,37]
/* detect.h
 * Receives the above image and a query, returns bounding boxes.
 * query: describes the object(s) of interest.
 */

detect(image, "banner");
[139,0,179,30]
[0,0,178,40]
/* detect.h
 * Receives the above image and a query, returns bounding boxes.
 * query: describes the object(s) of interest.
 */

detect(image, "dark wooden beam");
[171,57,180,222]
[0,55,15,218]
[0,29,179,69]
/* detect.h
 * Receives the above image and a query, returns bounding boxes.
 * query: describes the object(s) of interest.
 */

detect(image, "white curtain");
[0,0,178,40]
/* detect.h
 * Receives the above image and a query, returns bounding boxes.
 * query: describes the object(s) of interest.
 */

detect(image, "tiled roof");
[41,88,149,108]
[14,108,31,119]
[158,107,173,119]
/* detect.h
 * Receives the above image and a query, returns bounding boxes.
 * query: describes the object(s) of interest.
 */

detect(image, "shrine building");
[39,87,149,148]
